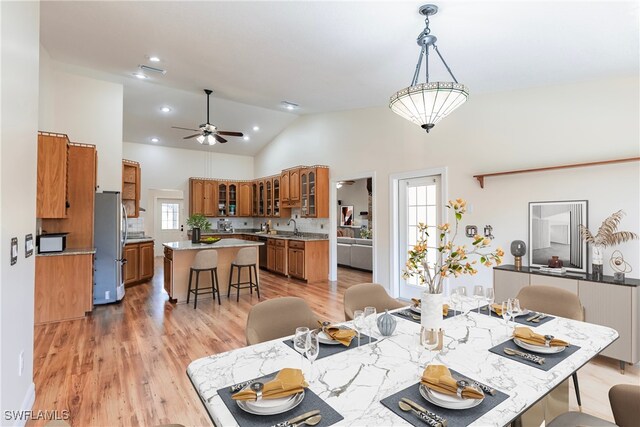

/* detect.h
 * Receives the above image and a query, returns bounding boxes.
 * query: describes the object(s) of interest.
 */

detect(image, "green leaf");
[455,212,462,221]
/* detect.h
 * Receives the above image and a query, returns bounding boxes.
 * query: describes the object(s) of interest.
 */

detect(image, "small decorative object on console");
[547,256,563,268]
[510,240,526,269]
[610,250,632,283]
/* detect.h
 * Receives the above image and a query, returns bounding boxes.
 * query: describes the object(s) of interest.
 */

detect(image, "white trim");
[389,167,448,299]
[15,382,36,427]
[329,171,376,282]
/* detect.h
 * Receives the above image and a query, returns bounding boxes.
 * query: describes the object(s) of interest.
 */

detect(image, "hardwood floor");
[30,261,637,426]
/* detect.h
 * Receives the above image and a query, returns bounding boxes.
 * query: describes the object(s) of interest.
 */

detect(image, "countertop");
[36,248,96,257]
[495,264,640,287]
[163,239,264,251]
[126,237,154,244]
[200,230,329,242]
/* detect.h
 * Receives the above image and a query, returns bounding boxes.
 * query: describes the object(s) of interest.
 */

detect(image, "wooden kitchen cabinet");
[228,182,238,216]
[252,181,259,216]
[189,178,204,215]
[122,160,141,218]
[282,168,301,207]
[238,182,252,217]
[267,239,287,275]
[273,176,281,217]
[203,180,217,217]
[124,241,155,286]
[288,240,329,282]
[35,253,93,324]
[258,180,265,216]
[266,178,273,217]
[37,132,69,219]
[281,171,290,204]
[301,167,329,218]
[164,247,173,298]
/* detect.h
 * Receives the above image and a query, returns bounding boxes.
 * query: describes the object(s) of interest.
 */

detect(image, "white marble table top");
[163,239,263,251]
[187,302,618,426]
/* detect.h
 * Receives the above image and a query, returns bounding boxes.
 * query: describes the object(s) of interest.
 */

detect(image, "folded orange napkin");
[514,327,569,347]
[491,303,504,316]
[412,298,421,307]
[319,321,356,346]
[421,365,484,400]
[442,304,449,316]
[231,368,308,401]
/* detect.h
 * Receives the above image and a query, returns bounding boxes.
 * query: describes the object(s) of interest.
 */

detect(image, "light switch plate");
[465,225,477,238]
[25,234,33,258]
[10,237,18,265]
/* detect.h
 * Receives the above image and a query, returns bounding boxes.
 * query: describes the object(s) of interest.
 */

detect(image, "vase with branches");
[579,210,638,279]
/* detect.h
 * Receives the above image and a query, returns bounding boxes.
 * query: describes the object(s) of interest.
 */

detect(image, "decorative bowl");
[200,237,221,245]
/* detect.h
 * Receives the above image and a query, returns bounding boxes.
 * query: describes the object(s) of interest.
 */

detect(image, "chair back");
[192,250,218,270]
[516,285,584,321]
[609,384,640,427]
[343,283,405,320]
[234,247,257,266]
[245,297,317,345]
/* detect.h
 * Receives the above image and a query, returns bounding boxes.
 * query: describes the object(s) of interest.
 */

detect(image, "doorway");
[148,189,186,256]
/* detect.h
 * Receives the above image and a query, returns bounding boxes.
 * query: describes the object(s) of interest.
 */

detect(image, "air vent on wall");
[139,64,167,75]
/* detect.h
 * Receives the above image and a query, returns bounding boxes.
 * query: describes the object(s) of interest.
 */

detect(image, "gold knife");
[270,410,321,427]
[401,398,448,427]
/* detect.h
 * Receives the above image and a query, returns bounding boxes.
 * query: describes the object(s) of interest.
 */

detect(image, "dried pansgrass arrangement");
[580,210,638,247]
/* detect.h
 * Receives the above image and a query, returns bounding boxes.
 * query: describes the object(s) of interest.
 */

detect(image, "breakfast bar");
[163,239,264,303]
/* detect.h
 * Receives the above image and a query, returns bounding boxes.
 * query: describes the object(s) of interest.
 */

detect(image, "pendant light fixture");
[389,4,468,132]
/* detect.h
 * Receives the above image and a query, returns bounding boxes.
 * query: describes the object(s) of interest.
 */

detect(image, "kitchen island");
[163,239,263,303]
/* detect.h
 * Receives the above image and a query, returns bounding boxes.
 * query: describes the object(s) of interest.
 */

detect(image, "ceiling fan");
[172,89,243,145]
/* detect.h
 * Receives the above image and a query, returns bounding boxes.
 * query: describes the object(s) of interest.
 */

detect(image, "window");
[161,203,180,230]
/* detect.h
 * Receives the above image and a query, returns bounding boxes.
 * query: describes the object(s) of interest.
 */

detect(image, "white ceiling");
[40,1,639,154]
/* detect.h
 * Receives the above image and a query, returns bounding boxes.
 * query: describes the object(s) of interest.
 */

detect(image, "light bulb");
[206,134,216,145]
[196,135,205,144]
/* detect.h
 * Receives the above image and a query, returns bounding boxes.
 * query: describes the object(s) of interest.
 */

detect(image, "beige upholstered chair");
[547,384,640,427]
[515,285,585,407]
[245,297,317,345]
[343,283,405,321]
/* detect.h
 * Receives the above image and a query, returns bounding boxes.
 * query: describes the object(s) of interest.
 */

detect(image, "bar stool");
[187,250,220,309]
[227,247,260,302]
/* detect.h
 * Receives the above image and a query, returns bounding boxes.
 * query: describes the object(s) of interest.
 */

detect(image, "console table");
[494,265,639,372]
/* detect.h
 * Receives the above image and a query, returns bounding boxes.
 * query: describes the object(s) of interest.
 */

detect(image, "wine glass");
[294,327,309,368]
[450,290,460,317]
[501,300,510,334]
[455,286,467,314]
[421,327,440,366]
[485,288,495,311]
[353,310,364,347]
[508,298,522,331]
[364,306,377,343]
[473,285,484,313]
[305,332,320,380]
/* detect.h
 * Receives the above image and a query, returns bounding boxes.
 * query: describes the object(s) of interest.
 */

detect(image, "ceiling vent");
[139,64,167,75]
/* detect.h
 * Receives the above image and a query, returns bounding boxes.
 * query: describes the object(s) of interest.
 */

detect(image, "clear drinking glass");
[294,327,310,368]
[509,298,521,330]
[450,291,460,317]
[455,286,467,314]
[353,310,364,347]
[473,285,484,313]
[421,327,440,366]
[305,332,320,380]
[364,306,377,343]
[501,300,510,334]
[485,288,495,309]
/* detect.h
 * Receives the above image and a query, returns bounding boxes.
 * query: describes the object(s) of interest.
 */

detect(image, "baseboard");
[16,382,36,427]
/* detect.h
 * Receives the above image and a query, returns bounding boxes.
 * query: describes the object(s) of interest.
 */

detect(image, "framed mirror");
[529,200,588,273]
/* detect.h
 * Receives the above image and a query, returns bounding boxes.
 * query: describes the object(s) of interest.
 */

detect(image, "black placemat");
[489,339,581,371]
[282,333,377,360]
[393,307,462,324]
[218,372,343,427]
[380,369,509,427]
[477,304,556,326]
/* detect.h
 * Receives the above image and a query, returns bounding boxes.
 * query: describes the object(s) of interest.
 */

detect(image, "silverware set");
[525,312,547,323]
[271,410,321,427]
[229,379,255,393]
[399,310,421,321]
[503,347,545,364]
[399,397,447,427]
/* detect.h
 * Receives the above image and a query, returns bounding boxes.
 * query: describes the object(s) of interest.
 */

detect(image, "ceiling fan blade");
[217,131,244,137]
[183,133,202,139]
[172,126,201,132]
[214,134,227,143]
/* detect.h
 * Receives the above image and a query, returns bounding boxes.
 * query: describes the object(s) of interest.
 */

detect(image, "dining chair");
[546,384,640,427]
[245,297,317,345]
[343,283,405,321]
[515,285,584,408]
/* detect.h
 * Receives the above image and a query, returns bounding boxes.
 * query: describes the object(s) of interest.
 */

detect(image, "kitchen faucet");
[287,219,300,236]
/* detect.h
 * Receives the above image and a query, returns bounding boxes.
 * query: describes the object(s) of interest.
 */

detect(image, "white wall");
[39,49,123,191]
[0,0,39,420]
[254,76,640,290]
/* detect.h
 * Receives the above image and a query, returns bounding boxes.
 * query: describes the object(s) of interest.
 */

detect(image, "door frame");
[389,167,448,300]
[148,189,185,257]
[329,170,377,282]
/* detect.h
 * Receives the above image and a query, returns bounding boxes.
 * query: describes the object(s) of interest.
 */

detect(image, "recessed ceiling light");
[149,56,160,62]
[243,136,250,141]
[281,101,299,111]
[133,72,148,79]
[252,126,260,132]
[160,106,171,113]
[151,137,159,143]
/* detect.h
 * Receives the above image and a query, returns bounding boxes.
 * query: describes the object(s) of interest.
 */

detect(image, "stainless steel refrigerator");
[94,191,128,304]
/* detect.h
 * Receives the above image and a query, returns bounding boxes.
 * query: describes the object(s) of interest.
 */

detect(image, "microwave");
[37,233,68,253]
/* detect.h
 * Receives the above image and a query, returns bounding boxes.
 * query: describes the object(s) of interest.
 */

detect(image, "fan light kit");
[172,89,245,146]
[389,4,469,132]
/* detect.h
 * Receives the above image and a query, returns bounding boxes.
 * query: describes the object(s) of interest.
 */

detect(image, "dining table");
[187,299,618,426]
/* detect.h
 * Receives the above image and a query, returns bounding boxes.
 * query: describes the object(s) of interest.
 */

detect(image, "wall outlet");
[18,350,24,376]
[243,222,247,226]
[320,224,324,229]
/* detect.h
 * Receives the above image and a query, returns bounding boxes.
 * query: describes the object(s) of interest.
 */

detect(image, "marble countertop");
[126,237,154,244]
[187,301,618,426]
[163,239,263,251]
[37,248,96,257]
[201,230,329,241]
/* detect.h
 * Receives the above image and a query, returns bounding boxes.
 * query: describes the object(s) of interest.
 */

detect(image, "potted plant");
[187,214,212,243]
[402,199,504,330]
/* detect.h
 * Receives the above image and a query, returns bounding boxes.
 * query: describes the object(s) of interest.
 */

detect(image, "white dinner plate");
[419,384,483,410]
[513,338,566,354]
[490,306,530,317]
[317,330,342,345]
[237,390,305,415]
[410,305,421,314]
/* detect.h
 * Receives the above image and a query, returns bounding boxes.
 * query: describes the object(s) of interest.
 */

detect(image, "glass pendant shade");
[390,82,469,132]
[206,134,216,145]
[196,135,205,144]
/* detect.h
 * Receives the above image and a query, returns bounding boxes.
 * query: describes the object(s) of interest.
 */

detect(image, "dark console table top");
[495,265,640,287]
